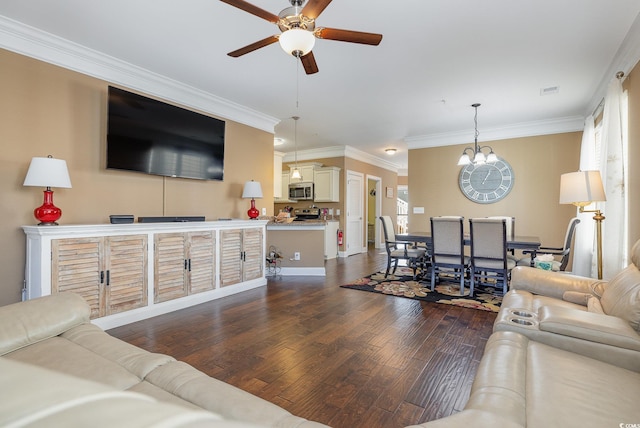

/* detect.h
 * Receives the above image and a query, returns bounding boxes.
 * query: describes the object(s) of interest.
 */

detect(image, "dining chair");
[469,217,516,296]
[379,216,427,279]
[487,216,517,259]
[517,217,580,271]
[429,216,469,294]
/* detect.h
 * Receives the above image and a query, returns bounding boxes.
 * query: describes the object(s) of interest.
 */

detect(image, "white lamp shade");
[279,28,315,56]
[242,180,263,199]
[457,153,471,166]
[23,157,72,188]
[559,170,606,205]
[291,168,302,180]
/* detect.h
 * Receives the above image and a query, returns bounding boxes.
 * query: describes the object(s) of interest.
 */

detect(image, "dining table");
[396,231,541,267]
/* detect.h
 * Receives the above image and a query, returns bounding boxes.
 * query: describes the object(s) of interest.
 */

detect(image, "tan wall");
[408,133,582,248]
[625,62,640,253]
[0,49,274,305]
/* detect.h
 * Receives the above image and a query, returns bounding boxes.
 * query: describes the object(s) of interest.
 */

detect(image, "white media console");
[23,220,267,329]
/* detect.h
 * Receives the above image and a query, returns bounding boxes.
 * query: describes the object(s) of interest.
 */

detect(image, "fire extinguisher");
[337,229,343,246]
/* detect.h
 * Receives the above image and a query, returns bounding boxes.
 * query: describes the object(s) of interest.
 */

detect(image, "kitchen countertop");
[266,219,338,229]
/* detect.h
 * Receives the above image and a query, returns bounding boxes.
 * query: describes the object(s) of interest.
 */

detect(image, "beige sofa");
[494,239,640,371]
[411,240,640,427]
[0,292,328,428]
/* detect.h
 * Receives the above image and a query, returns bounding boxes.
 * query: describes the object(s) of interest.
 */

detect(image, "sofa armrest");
[0,292,90,356]
[510,266,606,299]
[539,306,640,351]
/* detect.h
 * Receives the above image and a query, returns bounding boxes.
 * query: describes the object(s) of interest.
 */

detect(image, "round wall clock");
[458,157,514,204]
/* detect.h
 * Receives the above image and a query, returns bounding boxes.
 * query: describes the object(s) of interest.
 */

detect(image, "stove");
[293,208,321,221]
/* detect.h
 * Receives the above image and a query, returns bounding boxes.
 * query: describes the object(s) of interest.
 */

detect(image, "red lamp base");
[34,189,62,226]
[247,198,259,219]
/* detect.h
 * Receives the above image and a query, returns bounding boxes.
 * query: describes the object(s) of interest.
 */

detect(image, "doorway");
[345,170,365,256]
[366,175,382,248]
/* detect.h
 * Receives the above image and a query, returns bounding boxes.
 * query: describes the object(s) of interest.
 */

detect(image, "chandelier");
[457,103,498,166]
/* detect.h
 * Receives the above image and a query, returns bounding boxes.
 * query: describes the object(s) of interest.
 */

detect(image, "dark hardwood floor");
[108,246,496,428]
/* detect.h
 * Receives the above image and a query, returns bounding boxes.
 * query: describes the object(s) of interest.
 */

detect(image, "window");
[397,186,408,233]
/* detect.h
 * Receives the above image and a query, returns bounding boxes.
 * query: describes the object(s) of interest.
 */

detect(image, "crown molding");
[0,15,280,133]
[281,145,400,173]
[404,116,584,149]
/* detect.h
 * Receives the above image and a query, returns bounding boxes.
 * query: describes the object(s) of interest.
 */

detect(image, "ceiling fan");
[220,0,383,74]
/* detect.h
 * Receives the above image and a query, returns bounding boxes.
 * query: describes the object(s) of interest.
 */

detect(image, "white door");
[346,171,364,256]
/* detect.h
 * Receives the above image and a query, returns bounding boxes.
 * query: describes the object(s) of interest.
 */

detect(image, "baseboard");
[275,267,326,276]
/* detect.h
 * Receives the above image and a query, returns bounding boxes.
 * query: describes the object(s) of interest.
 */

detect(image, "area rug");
[340,267,502,312]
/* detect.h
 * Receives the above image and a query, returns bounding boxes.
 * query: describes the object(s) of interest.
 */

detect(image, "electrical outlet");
[294,252,301,261]
[262,207,267,215]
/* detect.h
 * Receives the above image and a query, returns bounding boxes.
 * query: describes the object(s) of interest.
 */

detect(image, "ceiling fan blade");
[219,0,279,23]
[301,0,333,19]
[227,35,279,57]
[300,51,319,75]
[315,27,383,45]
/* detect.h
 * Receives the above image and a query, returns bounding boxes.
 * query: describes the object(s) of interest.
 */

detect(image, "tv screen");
[107,86,225,181]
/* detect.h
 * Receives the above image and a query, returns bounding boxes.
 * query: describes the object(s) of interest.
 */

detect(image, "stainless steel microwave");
[288,182,314,200]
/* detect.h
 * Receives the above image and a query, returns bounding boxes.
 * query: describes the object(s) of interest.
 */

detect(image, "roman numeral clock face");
[459,158,514,204]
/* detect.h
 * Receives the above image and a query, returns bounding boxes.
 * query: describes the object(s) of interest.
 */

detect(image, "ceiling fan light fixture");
[279,28,315,56]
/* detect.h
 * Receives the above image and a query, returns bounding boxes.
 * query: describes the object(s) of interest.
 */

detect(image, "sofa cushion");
[524,335,640,427]
[600,264,640,332]
[0,357,272,428]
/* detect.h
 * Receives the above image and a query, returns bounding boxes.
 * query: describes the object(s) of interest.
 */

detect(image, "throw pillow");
[600,265,640,332]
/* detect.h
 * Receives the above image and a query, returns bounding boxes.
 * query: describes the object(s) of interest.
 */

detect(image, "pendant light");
[290,54,303,180]
[291,116,301,179]
[457,103,498,166]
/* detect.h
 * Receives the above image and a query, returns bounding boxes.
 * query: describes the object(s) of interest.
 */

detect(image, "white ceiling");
[1,0,639,171]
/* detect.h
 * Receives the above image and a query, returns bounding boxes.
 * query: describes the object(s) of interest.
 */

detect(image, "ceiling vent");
[540,86,559,96]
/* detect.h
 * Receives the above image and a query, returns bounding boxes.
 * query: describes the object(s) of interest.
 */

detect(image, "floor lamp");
[559,171,606,279]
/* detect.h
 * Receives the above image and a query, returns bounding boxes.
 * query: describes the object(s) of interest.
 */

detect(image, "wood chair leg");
[391,259,398,275]
[384,257,391,278]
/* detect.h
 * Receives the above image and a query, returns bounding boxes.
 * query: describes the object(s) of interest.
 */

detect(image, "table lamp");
[23,155,72,226]
[242,180,263,219]
[559,170,606,279]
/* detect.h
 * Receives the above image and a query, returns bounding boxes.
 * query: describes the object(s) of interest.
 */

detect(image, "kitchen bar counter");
[266,220,339,275]
[266,218,338,228]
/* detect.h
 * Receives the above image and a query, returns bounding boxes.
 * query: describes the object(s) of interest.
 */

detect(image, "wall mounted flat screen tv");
[107,86,225,181]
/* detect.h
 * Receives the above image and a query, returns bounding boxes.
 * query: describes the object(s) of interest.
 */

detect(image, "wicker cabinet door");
[187,231,215,294]
[154,233,188,303]
[52,237,103,319]
[104,235,148,315]
[242,228,263,282]
[220,229,243,287]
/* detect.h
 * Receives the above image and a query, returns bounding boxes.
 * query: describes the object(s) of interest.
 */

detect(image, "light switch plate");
[413,207,425,214]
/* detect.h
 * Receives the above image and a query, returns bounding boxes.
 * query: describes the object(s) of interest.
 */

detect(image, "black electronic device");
[106,86,226,181]
[109,215,134,224]
[137,216,206,223]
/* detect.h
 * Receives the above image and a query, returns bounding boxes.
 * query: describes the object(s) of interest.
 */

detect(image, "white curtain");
[599,77,628,278]
[572,115,596,276]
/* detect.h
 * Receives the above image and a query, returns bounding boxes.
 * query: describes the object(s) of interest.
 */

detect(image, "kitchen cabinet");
[324,221,339,259]
[154,231,215,303]
[23,220,267,329]
[314,167,341,202]
[275,172,293,203]
[51,235,147,319]
[220,227,264,287]
[287,163,322,183]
